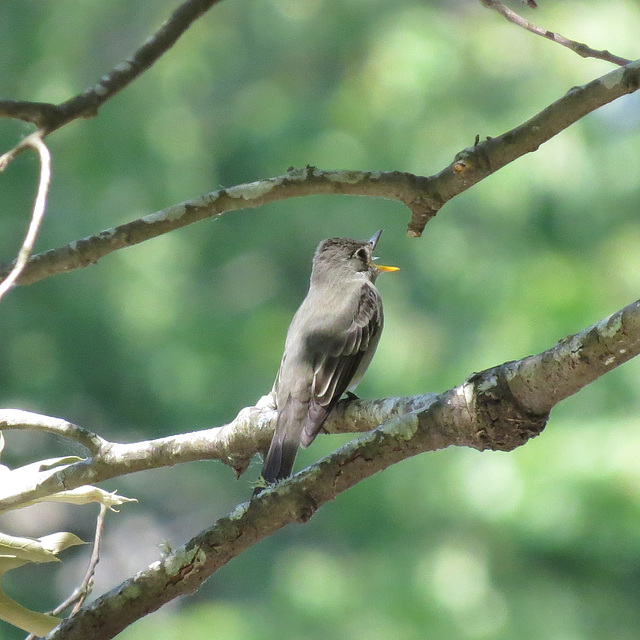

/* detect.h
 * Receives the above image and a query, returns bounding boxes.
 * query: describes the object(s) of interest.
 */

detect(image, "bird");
[254,229,398,495]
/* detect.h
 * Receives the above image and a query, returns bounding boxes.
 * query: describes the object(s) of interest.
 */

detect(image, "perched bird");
[254,230,398,495]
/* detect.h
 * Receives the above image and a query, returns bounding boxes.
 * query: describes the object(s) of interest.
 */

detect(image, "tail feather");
[253,397,304,496]
[262,433,299,484]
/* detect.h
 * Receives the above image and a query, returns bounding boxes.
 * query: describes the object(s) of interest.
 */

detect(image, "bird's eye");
[355,247,368,262]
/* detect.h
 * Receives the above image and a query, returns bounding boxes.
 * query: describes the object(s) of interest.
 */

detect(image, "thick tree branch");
[1,57,638,290]
[46,292,640,639]
[0,395,435,513]
[47,406,443,640]
[0,0,224,133]
[0,289,632,637]
[3,295,640,518]
[505,303,640,415]
[480,0,632,66]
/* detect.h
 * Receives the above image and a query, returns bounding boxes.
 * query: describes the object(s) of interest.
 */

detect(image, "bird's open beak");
[367,230,399,273]
[375,263,400,273]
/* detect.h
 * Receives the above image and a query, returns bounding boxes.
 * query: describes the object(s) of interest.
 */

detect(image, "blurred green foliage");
[1,0,640,638]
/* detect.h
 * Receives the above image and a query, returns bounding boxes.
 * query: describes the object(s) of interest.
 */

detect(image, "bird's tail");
[253,397,303,496]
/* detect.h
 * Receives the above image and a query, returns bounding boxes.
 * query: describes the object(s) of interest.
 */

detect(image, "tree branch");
[0,410,106,455]
[0,0,224,133]
[3,294,640,516]
[0,395,435,513]
[0,133,51,301]
[46,297,640,639]
[1,57,637,290]
[0,168,437,285]
[480,0,632,66]
[23,503,109,640]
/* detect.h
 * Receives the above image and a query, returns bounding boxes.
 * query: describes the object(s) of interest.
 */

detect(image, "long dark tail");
[253,398,303,496]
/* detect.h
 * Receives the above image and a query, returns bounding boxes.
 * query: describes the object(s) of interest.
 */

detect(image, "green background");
[2,0,640,638]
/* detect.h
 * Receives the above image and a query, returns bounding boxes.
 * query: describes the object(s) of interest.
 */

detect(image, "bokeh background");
[2,0,640,638]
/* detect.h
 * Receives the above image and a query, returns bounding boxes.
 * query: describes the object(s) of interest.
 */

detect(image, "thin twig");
[0,409,106,455]
[481,0,632,66]
[0,101,61,127]
[0,0,225,133]
[24,504,109,640]
[66,503,108,615]
[0,133,51,302]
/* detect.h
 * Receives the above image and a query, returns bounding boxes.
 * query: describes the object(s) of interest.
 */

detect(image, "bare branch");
[0,57,636,290]
[43,295,640,639]
[0,410,106,455]
[49,410,433,639]
[428,58,640,238]
[0,133,51,302]
[0,101,61,127]
[481,0,632,66]
[66,503,108,615]
[0,395,435,512]
[1,168,438,285]
[506,303,640,415]
[0,0,225,133]
[3,293,640,517]
[4,294,640,637]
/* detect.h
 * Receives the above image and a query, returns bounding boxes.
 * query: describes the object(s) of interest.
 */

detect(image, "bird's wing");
[301,282,382,447]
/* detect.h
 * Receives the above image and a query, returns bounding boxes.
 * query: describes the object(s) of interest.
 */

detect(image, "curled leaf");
[0,530,84,635]
[34,486,138,511]
[0,590,60,636]
[38,532,85,555]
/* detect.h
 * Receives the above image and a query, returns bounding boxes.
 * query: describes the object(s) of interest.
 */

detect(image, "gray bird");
[254,230,398,494]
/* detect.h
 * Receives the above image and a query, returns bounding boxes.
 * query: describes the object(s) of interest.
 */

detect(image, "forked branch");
[2,294,639,514]
[0,0,225,133]
[481,0,632,66]
[0,56,638,288]
[42,293,640,640]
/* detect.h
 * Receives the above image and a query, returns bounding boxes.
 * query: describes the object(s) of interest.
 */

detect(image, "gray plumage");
[255,230,396,494]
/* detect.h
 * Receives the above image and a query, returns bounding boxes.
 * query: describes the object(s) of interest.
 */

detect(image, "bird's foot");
[251,475,275,497]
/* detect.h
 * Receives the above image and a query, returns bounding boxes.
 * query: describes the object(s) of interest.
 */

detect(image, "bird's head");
[312,230,399,284]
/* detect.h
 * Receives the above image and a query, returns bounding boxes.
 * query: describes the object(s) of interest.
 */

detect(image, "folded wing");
[301,283,383,447]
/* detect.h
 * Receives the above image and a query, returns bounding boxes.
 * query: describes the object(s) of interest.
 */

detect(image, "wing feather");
[300,283,382,447]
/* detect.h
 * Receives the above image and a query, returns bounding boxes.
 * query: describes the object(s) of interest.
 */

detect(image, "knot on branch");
[622,62,640,92]
[468,366,548,452]
[453,139,492,174]
[406,198,440,237]
[0,100,62,129]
